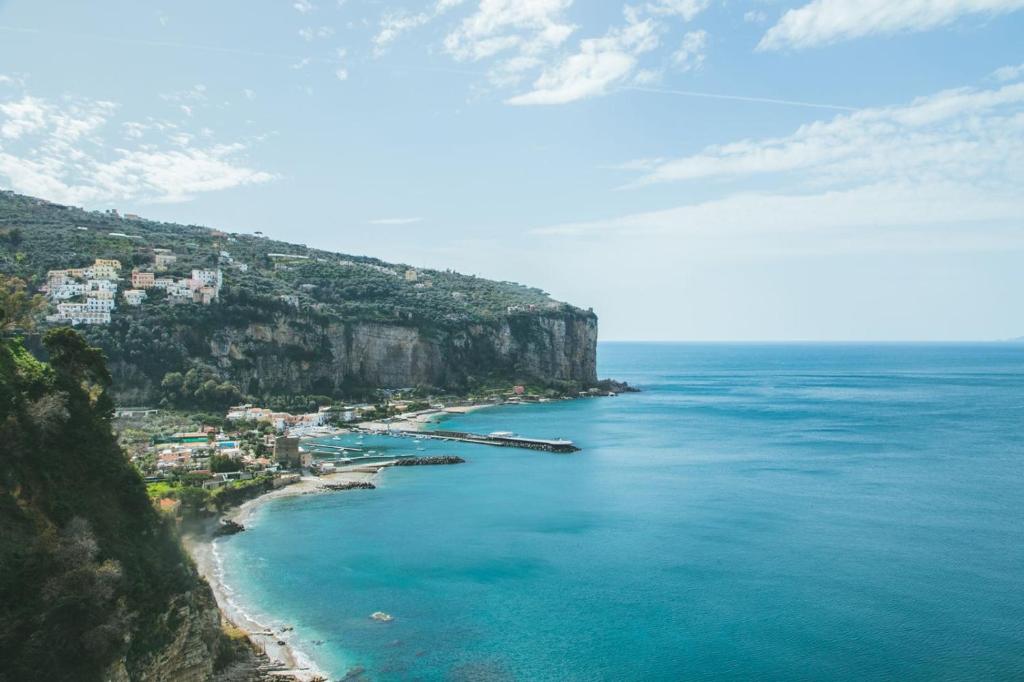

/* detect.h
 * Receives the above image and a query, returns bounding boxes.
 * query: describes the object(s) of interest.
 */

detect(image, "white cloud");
[369,217,423,225]
[299,25,335,41]
[374,10,434,54]
[633,68,662,84]
[0,96,51,139]
[159,84,208,104]
[992,63,1024,81]
[645,0,710,21]
[743,9,767,23]
[334,48,350,80]
[538,69,1024,260]
[534,183,1024,246]
[443,0,576,62]
[0,92,275,205]
[759,0,1024,51]
[627,78,1024,187]
[293,0,316,14]
[372,0,467,56]
[506,12,660,105]
[672,29,707,71]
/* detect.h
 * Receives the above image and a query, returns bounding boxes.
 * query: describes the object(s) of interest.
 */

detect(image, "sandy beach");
[358,401,502,433]
[184,465,388,681]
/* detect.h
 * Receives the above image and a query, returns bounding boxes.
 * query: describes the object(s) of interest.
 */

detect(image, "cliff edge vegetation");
[0,279,254,681]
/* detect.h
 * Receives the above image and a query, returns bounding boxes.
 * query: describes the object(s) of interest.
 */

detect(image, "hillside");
[0,190,598,408]
[0,326,257,681]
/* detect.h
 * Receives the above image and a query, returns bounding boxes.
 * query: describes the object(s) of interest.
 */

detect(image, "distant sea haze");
[218,342,1024,680]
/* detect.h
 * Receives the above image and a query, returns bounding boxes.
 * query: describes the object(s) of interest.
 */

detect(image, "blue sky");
[1,0,1022,340]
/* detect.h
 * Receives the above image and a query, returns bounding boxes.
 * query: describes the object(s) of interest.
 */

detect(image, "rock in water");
[371,611,394,622]
[213,519,245,536]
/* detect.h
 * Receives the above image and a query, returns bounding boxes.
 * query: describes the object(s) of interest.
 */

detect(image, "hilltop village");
[44,253,225,325]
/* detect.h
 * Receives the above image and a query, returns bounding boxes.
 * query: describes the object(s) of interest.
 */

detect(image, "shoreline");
[184,465,390,681]
[183,395,604,679]
[356,400,511,433]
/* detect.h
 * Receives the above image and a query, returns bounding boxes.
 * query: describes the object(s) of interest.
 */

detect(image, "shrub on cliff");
[0,318,231,680]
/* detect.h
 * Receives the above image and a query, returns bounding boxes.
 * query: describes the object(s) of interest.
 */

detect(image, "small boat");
[371,611,394,622]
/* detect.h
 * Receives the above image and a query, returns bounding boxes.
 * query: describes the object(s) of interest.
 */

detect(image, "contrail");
[622,85,859,112]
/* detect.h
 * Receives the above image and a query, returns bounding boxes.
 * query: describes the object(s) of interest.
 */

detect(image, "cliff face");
[198,310,597,395]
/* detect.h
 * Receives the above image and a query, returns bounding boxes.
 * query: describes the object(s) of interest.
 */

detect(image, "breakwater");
[427,430,580,453]
[391,456,466,466]
[352,428,579,453]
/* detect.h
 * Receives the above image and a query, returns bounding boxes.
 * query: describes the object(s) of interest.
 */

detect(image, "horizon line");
[598,339,1021,344]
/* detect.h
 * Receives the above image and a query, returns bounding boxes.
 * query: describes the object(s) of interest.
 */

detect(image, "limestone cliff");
[204,310,598,395]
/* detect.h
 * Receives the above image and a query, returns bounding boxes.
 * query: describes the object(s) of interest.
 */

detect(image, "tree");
[1,274,45,333]
[209,454,241,473]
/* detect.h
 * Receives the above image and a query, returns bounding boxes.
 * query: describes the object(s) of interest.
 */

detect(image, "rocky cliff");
[204,311,598,395]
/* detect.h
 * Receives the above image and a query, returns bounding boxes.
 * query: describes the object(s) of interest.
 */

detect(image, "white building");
[54,303,111,325]
[48,283,86,300]
[85,296,115,312]
[191,269,223,289]
[123,289,147,306]
[87,279,118,293]
[90,263,121,280]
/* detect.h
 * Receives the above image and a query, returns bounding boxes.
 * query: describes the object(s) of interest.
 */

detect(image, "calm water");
[219,343,1024,680]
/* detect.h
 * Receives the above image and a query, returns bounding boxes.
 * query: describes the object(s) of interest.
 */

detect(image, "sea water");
[217,343,1024,680]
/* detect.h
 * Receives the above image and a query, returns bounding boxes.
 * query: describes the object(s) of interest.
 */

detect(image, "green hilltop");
[0,190,599,410]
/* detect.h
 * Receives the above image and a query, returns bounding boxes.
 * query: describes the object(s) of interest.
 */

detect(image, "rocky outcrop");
[128,590,223,682]
[206,310,598,395]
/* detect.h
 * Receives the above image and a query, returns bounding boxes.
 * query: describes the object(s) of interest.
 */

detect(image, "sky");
[0,0,1022,341]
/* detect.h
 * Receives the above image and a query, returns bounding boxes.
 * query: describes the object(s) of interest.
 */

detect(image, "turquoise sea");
[218,343,1024,680]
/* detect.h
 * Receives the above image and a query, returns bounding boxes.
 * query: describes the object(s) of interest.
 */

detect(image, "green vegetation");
[0,189,597,408]
[145,476,274,515]
[0,285,240,680]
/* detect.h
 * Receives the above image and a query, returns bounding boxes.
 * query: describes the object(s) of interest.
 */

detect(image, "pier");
[356,428,580,453]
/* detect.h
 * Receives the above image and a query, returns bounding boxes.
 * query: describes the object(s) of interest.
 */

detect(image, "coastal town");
[118,381,613,526]
[41,247,227,325]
